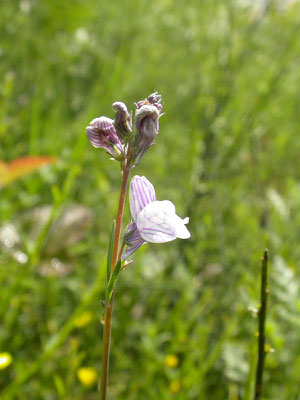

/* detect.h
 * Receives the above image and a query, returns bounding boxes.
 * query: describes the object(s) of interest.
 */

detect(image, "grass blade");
[107,260,122,301]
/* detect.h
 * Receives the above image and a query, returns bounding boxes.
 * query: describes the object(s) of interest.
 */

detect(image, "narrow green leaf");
[107,220,116,282]
[51,184,61,206]
[107,260,122,301]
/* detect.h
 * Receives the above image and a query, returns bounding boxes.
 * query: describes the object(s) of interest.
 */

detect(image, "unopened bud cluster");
[85,92,163,166]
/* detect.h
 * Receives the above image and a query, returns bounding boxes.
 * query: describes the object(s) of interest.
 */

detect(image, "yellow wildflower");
[164,354,179,368]
[74,311,93,328]
[170,380,180,393]
[0,353,12,370]
[77,367,97,387]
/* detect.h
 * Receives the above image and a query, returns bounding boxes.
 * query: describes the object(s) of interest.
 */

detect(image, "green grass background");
[1,0,300,398]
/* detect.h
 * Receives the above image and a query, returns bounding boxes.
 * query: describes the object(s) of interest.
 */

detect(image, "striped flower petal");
[129,176,156,222]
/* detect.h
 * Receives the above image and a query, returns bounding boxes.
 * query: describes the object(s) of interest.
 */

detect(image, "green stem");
[100,164,131,400]
[254,249,269,400]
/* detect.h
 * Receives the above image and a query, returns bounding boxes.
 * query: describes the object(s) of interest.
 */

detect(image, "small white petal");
[168,214,191,239]
[137,201,177,243]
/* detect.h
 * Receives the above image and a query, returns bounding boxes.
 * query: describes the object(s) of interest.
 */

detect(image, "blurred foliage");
[0,156,56,188]
[1,0,300,398]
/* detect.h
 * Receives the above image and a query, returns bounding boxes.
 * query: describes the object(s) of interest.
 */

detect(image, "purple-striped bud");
[147,92,162,105]
[86,116,124,161]
[135,92,163,112]
[112,101,132,139]
[133,105,160,165]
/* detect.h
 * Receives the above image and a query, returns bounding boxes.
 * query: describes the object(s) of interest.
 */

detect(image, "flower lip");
[137,200,190,243]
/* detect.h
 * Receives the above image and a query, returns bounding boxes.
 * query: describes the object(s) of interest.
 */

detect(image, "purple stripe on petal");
[142,176,156,202]
[136,179,146,206]
[141,176,155,204]
[135,180,145,213]
[142,227,174,236]
[140,179,152,209]
[129,179,139,222]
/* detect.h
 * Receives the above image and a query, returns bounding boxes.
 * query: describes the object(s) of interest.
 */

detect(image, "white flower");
[122,175,190,259]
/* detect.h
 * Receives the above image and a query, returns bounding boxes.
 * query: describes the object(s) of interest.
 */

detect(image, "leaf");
[107,220,116,282]
[0,156,56,188]
[106,260,122,301]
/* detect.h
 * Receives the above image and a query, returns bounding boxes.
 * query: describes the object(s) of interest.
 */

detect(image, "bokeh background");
[1,0,300,398]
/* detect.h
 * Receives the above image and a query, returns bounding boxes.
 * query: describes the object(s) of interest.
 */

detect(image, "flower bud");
[133,105,160,165]
[147,91,162,105]
[86,116,124,161]
[135,92,163,112]
[135,100,144,109]
[112,102,132,139]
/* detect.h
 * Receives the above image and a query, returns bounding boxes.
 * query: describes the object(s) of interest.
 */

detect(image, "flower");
[164,354,179,368]
[122,175,190,259]
[77,367,97,386]
[0,352,12,370]
[133,92,163,165]
[86,116,124,161]
[112,101,132,139]
[135,91,163,111]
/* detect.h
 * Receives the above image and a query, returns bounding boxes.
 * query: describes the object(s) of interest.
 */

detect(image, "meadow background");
[1,0,300,398]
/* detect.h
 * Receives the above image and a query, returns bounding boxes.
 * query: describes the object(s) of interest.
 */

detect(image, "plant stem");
[100,164,131,400]
[254,249,269,400]
[111,165,131,273]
